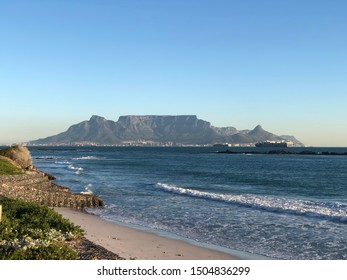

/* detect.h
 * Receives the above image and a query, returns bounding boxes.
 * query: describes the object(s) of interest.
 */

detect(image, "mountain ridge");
[28,115,304,146]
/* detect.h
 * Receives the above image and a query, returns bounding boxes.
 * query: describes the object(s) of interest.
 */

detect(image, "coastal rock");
[73,238,125,260]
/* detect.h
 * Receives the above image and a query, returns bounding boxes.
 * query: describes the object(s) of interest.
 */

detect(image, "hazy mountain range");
[28,115,304,146]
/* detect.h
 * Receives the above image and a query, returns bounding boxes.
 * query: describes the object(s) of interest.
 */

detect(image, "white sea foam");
[81,184,93,195]
[67,164,84,175]
[73,156,99,160]
[55,160,71,165]
[35,156,57,160]
[155,183,347,222]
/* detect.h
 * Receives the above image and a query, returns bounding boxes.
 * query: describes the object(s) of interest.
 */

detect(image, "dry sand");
[54,207,237,260]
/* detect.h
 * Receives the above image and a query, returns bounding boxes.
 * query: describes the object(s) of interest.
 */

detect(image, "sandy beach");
[54,207,237,260]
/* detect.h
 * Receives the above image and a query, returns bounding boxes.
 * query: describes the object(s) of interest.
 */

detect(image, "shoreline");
[54,207,239,260]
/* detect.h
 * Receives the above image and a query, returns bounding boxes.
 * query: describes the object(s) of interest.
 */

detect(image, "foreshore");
[54,207,237,260]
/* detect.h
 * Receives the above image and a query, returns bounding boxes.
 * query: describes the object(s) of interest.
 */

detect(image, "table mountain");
[28,115,304,146]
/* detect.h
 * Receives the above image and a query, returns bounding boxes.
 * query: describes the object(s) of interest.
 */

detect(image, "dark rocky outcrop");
[73,238,124,260]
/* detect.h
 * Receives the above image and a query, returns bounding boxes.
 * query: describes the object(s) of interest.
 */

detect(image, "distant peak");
[118,115,197,118]
[89,115,106,122]
[117,115,198,122]
[253,125,264,131]
[90,115,106,121]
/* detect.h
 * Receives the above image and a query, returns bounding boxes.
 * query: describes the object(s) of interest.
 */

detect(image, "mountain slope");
[32,116,123,145]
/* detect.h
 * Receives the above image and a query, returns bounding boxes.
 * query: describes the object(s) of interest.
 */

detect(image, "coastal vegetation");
[0,197,83,260]
[0,157,22,175]
[1,147,83,259]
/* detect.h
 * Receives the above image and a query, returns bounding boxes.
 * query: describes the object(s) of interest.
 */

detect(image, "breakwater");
[0,145,103,209]
[0,171,103,209]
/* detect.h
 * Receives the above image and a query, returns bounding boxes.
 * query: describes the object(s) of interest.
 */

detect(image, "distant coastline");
[217,149,347,156]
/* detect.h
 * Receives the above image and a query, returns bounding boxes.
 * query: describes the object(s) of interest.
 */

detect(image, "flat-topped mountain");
[28,115,304,146]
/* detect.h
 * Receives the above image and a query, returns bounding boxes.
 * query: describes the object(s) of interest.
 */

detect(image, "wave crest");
[73,156,99,160]
[155,183,347,223]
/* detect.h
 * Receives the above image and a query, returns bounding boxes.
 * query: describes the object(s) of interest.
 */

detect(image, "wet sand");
[54,207,237,260]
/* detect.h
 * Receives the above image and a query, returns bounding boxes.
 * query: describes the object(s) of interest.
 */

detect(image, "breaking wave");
[67,164,84,175]
[155,183,347,223]
[55,160,84,175]
[73,156,100,160]
[81,184,93,195]
[55,160,71,165]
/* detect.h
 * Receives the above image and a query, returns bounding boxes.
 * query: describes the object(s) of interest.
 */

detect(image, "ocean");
[29,146,347,260]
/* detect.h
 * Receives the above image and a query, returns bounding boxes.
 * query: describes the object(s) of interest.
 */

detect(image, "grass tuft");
[0,157,22,175]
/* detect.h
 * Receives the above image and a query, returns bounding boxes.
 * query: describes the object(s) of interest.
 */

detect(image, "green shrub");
[0,198,83,259]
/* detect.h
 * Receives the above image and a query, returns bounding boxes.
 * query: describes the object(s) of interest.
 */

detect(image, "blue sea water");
[29,146,347,260]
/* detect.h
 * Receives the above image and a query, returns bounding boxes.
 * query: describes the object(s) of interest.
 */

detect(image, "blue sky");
[0,0,346,146]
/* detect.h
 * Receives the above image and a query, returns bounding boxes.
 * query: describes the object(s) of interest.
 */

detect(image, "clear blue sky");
[0,0,346,146]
